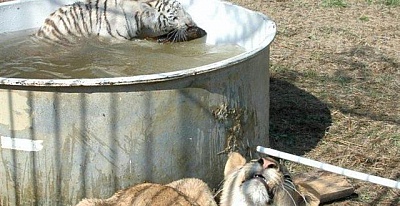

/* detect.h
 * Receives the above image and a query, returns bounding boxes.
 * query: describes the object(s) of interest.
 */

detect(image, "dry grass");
[1,0,397,204]
[229,0,399,205]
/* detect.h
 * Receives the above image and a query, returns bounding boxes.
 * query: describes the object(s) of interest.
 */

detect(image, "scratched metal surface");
[0,0,275,205]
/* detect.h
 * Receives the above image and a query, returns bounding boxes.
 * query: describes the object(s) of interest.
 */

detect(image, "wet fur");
[220,152,320,206]
[36,0,199,44]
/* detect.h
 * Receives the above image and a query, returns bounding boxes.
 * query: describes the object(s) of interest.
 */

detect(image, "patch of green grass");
[358,191,373,202]
[322,0,347,7]
[368,0,400,6]
[391,135,400,147]
[336,75,353,86]
[384,0,400,6]
[270,64,291,74]
[302,70,318,79]
[315,72,353,86]
[359,16,370,21]
[365,0,374,4]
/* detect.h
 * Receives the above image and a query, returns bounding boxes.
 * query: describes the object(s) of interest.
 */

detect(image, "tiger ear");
[141,3,155,16]
[224,152,246,177]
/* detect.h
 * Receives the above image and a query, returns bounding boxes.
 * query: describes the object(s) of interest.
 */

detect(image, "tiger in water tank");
[36,0,206,44]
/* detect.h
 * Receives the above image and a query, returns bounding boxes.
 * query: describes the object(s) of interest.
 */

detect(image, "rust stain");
[212,104,247,155]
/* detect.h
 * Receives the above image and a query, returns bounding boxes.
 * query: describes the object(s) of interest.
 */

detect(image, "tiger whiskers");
[280,182,298,206]
[175,29,188,42]
[283,179,309,205]
[281,179,313,206]
[164,28,188,42]
[213,177,226,199]
[165,29,177,41]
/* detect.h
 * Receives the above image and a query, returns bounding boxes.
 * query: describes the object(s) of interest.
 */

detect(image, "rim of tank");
[0,2,276,87]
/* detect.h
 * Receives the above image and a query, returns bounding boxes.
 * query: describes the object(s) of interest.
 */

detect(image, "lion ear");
[224,152,246,177]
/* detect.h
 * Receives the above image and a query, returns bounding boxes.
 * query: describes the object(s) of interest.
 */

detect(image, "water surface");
[0,29,245,79]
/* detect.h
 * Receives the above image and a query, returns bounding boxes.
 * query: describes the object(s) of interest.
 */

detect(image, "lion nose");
[258,158,277,169]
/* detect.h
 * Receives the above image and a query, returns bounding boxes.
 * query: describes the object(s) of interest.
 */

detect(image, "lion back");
[76,178,217,206]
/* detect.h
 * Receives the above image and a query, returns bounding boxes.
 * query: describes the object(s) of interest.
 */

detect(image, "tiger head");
[220,152,320,206]
[140,0,206,42]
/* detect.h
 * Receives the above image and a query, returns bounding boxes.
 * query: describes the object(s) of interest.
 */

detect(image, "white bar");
[1,136,43,152]
[256,146,400,189]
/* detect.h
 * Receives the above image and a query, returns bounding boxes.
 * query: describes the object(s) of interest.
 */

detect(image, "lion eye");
[173,17,178,21]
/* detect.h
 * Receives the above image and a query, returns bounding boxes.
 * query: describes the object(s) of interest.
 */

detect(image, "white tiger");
[36,0,205,44]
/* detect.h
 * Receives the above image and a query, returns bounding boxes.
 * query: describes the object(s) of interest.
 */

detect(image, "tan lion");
[77,152,319,206]
[220,152,320,206]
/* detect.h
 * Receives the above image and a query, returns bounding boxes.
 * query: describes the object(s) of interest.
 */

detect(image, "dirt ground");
[0,0,398,205]
[227,0,399,205]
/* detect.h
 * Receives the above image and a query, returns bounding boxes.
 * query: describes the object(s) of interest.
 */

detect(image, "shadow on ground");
[320,44,399,125]
[269,78,332,156]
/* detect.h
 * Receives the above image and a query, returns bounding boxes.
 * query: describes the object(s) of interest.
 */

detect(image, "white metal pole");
[256,146,400,189]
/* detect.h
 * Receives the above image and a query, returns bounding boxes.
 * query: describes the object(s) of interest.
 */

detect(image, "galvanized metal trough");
[0,0,276,205]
